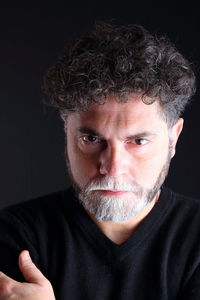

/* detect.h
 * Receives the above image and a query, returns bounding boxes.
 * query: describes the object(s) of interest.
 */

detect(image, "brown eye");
[132,138,148,145]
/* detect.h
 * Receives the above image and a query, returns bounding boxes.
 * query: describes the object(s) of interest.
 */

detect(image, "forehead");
[68,94,165,132]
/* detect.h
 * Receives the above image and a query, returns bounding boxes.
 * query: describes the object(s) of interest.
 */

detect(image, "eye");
[81,135,101,143]
[131,138,148,145]
[79,135,104,153]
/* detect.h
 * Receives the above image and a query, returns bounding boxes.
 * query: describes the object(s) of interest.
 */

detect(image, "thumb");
[18,250,46,285]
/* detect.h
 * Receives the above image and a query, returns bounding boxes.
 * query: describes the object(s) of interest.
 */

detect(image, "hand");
[0,250,55,299]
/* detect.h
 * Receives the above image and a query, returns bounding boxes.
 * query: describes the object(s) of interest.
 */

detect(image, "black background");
[0,2,199,209]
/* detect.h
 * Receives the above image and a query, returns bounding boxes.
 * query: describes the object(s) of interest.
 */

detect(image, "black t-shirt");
[0,186,200,299]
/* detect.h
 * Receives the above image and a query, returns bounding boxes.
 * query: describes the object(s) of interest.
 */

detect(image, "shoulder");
[161,186,200,237]
[0,187,76,227]
[162,186,200,210]
[169,187,200,213]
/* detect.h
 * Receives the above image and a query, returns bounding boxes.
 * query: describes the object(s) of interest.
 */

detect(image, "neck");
[86,192,159,245]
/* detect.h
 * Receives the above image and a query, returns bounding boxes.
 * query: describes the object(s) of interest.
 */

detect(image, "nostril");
[99,160,127,177]
[99,162,108,175]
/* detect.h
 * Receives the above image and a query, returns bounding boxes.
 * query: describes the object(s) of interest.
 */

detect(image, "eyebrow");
[126,132,157,140]
[77,126,157,140]
[78,127,104,138]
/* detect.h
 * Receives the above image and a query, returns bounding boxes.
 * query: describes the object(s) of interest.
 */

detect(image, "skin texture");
[66,93,183,243]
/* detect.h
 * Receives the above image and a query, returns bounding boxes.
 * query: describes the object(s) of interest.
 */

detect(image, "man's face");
[65,94,183,222]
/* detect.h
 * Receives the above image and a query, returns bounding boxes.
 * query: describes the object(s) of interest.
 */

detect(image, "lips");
[96,190,130,196]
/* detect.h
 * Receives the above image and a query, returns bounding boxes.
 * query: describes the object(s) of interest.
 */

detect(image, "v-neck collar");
[64,186,173,263]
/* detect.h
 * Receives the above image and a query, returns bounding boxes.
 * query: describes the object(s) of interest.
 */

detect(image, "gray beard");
[66,150,171,223]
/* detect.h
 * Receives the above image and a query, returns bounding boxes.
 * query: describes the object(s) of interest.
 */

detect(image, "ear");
[170,118,184,158]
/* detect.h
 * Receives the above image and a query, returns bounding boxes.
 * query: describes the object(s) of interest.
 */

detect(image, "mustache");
[84,177,140,193]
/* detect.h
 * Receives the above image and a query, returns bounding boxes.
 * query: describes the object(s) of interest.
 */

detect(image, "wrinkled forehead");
[66,95,167,136]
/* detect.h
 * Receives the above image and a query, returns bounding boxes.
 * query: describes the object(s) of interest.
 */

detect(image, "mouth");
[94,190,131,196]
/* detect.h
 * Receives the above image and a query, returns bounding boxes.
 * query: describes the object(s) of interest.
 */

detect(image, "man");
[0,22,199,299]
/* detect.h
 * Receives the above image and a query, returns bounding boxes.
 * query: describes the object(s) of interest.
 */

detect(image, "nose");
[99,144,130,177]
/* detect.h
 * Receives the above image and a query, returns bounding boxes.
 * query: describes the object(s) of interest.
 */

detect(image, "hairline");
[60,95,178,128]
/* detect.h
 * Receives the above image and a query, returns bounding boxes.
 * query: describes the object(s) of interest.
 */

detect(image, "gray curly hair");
[43,22,196,125]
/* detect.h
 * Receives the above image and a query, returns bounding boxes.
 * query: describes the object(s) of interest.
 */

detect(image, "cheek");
[67,140,99,187]
[130,142,169,187]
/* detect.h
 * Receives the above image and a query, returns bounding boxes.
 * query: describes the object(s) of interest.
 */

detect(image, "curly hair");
[43,22,196,125]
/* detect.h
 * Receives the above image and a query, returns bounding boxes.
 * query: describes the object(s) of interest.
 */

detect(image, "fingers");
[0,252,55,299]
[18,250,47,285]
[0,271,18,296]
